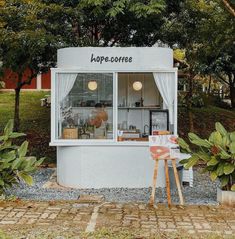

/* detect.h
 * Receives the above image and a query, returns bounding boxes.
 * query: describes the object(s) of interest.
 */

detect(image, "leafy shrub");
[214,97,231,109]
[203,95,231,109]
[179,122,235,191]
[0,120,44,195]
[191,93,204,108]
[178,92,204,108]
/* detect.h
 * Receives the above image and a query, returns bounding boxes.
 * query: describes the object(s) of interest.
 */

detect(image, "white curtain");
[57,73,77,138]
[153,72,175,124]
[58,73,78,104]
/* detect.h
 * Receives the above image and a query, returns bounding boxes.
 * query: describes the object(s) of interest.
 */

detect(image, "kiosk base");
[57,146,166,188]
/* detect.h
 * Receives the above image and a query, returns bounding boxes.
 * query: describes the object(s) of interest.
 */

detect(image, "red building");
[1,69,51,90]
[1,59,181,91]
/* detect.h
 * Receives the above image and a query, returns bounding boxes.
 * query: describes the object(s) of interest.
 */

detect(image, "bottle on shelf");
[140,97,144,107]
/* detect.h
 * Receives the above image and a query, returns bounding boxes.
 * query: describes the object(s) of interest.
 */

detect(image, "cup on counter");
[117,130,123,141]
[122,121,128,130]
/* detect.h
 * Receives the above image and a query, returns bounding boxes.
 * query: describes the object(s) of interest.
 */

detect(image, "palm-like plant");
[179,122,235,191]
[0,120,44,195]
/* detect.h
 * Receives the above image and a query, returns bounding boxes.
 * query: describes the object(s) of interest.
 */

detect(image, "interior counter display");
[50,47,178,188]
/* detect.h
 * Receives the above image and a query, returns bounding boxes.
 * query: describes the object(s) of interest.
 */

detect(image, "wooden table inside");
[119,137,149,141]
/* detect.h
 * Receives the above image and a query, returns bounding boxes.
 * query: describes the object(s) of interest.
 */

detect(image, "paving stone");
[49,213,58,219]
[4,207,13,211]
[202,222,212,229]
[158,222,167,229]
[193,222,203,229]
[0,201,234,236]
[176,222,193,226]
[197,229,215,233]
[26,218,37,224]
[77,194,105,204]
[15,211,26,218]
[40,213,49,219]
[0,220,17,224]
[17,218,28,224]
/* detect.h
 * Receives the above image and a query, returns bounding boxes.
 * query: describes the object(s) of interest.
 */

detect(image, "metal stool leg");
[164,159,171,206]
[172,159,184,205]
[149,159,158,206]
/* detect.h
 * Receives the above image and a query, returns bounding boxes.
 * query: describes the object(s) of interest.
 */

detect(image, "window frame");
[50,68,178,146]
[51,70,117,144]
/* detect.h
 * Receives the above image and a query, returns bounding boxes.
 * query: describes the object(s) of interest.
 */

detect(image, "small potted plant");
[178,122,235,206]
[61,106,78,139]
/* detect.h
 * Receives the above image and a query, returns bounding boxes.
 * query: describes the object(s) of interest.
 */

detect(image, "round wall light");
[133,81,142,91]
[88,80,97,91]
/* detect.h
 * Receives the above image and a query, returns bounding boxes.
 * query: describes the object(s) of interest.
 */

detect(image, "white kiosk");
[50,47,178,188]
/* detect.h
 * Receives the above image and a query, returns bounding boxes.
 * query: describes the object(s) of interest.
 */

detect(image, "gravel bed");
[6,168,219,205]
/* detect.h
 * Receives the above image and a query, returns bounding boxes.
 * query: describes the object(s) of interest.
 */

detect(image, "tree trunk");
[13,70,35,131]
[230,85,235,108]
[14,87,21,132]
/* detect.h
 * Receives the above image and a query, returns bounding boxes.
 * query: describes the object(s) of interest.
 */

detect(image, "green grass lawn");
[0,91,55,164]
[178,106,235,139]
[0,91,235,164]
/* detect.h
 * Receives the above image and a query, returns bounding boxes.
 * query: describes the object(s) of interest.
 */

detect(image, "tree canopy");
[0,0,62,130]
[0,0,168,130]
[161,0,235,107]
[0,0,235,132]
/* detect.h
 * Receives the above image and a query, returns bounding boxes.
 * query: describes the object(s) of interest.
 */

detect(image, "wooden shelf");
[72,106,113,109]
[118,137,149,142]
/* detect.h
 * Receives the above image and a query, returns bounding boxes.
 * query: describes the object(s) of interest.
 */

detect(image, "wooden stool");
[149,157,184,206]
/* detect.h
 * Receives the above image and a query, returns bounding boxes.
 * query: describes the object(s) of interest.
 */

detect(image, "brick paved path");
[0,199,234,237]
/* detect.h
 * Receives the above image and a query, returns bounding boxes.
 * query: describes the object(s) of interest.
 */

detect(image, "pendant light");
[133,81,142,91]
[88,80,97,91]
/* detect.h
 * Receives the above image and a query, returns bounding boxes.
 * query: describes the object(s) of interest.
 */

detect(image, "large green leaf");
[18,172,33,186]
[34,157,44,167]
[18,141,28,157]
[0,142,14,151]
[23,157,37,171]
[215,122,228,137]
[11,158,22,170]
[229,141,235,154]
[0,135,7,141]
[207,157,219,166]
[9,132,26,139]
[179,158,189,165]
[220,175,229,187]
[3,119,14,137]
[1,150,16,162]
[184,155,199,169]
[219,148,231,159]
[209,131,222,146]
[223,163,234,175]
[188,133,211,148]
[2,160,11,169]
[221,135,230,149]
[210,171,218,181]
[196,151,211,162]
[178,138,191,153]
[230,132,235,142]
[216,163,224,176]
[204,165,216,172]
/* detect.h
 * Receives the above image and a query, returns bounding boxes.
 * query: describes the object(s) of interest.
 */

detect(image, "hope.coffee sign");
[90,53,133,64]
